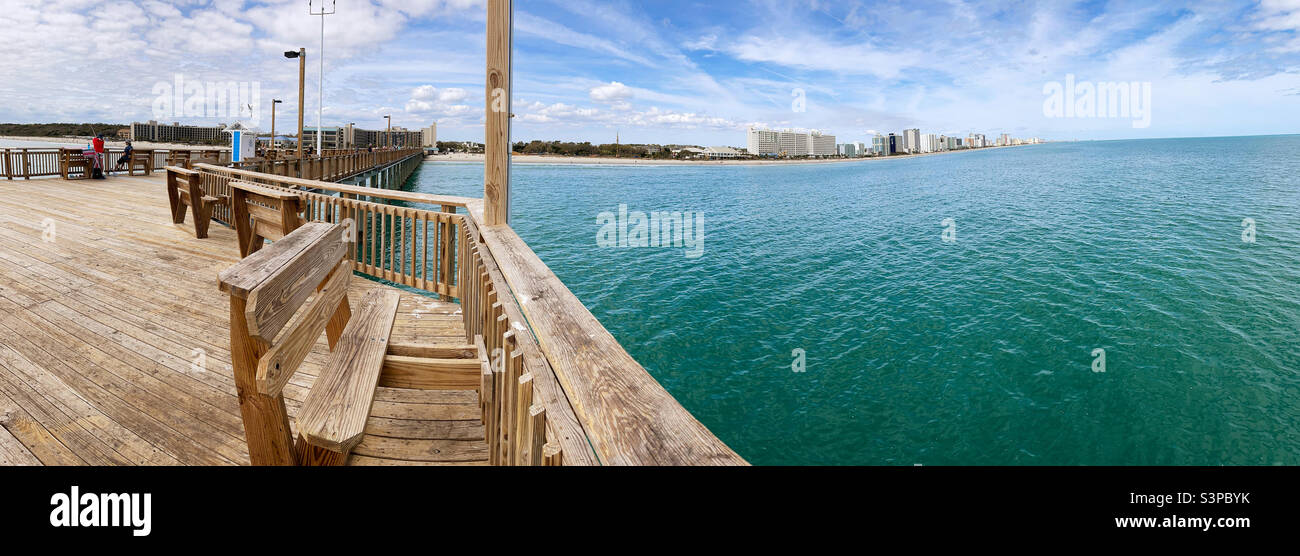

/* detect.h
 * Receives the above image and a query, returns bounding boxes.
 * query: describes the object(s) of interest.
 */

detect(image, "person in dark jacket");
[114,141,135,172]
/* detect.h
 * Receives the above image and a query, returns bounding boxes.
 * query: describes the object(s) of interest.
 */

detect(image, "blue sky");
[1,0,1298,145]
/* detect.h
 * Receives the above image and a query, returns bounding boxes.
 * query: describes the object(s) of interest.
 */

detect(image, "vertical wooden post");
[484,0,512,226]
[3,149,10,180]
[22,148,31,180]
[229,297,297,465]
[296,48,306,159]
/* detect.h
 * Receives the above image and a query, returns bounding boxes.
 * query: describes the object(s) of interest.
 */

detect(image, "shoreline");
[428,144,1033,166]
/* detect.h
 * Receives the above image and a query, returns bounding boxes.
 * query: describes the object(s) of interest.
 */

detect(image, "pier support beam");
[484,0,512,226]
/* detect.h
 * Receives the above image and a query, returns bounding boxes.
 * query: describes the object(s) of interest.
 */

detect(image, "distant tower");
[616,129,620,157]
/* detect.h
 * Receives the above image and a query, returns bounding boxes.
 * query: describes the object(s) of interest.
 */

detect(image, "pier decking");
[0,174,486,465]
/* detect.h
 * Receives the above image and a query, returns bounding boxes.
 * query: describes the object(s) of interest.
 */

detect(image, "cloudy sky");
[1,0,1298,145]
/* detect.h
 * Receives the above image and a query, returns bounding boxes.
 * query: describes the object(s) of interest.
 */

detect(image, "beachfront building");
[872,134,886,155]
[704,146,744,159]
[422,123,438,148]
[303,126,344,150]
[130,120,225,144]
[837,143,857,157]
[747,127,835,157]
[777,130,808,156]
[746,127,780,156]
[903,128,920,153]
[340,124,424,148]
[809,131,837,157]
[921,133,938,153]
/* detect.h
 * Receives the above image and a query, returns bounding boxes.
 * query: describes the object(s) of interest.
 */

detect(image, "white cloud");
[589,82,632,103]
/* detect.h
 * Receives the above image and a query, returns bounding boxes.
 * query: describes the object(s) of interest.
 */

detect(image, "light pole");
[310,1,335,155]
[270,99,282,155]
[284,49,306,158]
[384,115,391,149]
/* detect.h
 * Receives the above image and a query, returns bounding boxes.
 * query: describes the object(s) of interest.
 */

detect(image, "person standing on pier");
[91,134,106,179]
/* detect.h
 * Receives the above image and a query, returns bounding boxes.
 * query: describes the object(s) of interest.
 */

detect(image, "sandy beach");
[428,144,1031,166]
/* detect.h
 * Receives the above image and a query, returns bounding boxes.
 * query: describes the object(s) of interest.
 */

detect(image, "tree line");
[0,123,128,137]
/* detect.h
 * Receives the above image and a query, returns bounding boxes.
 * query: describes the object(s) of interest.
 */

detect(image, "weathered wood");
[484,0,512,225]
[218,221,334,298]
[378,355,480,390]
[243,221,349,341]
[297,288,401,453]
[255,260,352,396]
[228,295,297,465]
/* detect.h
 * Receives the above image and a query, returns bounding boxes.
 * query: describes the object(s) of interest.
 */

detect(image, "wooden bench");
[230,180,304,257]
[166,149,192,169]
[165,166,226,239]
[128,149,153,175]
[217,220,487,465]
[59,148,93,180]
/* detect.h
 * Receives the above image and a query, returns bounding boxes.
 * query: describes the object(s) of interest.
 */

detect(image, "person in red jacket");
[91,134,106,179]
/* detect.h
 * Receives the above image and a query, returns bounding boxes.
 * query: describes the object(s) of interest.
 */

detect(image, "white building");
[809,131,836,157]
[777,130,807,156]
[748,127,835,157]
[704,146,744,159]
[746,127,780,156]
[920,133,938,153]
[421,123,437,148]
[902,128,920,154]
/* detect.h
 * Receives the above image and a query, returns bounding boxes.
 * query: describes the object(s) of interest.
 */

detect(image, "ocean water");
[405,136,1300,465]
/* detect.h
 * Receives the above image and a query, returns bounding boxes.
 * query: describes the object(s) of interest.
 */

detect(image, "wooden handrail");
[189,162,745,465]
[195,159,477,209]
[474,221,747,465]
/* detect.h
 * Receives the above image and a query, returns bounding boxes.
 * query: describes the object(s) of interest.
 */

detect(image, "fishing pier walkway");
[0,151,744,466]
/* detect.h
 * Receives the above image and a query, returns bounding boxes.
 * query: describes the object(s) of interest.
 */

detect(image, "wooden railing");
[193,151,423,225]
[1,147,226,179]
[2,146,419,181]
[187,161,745,465]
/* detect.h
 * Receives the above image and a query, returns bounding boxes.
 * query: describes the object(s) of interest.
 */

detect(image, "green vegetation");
[510,140,682,159]
[0,123,128,138]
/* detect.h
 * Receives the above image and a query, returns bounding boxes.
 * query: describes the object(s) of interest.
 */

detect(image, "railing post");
[485,0,512,227]
[21,148,31,180]
[2,149,10,180]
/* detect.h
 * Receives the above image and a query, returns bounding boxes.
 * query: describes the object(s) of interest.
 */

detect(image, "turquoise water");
[406,137,1300,465]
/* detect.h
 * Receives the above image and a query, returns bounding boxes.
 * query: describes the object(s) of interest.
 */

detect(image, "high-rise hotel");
[747,127,837,157]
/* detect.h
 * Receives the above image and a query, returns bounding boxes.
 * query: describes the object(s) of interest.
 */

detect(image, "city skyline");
[1,1,1298,145]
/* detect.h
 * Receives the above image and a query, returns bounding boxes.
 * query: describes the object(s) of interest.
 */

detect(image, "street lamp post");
[284,49,306,158]
[309,1,335,155]
[270,99,282,155]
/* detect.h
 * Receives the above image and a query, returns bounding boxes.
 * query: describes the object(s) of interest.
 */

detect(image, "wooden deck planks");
[0,175,480,465]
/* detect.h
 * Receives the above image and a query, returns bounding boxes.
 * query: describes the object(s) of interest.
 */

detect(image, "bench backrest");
[230,180,305,256]
[218,219,355,465]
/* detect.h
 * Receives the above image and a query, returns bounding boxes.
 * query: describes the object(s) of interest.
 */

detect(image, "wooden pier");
[0,0,744,467]
[0,174,484,465]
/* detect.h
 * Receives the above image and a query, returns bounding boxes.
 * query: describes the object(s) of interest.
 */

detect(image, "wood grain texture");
[484,0,512,225]
[255,260,352,395]
[297,288,401,453]
[218,221,333,297]
[378,355,481,390]
[0,173,482,466]
[243,220,350,341]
